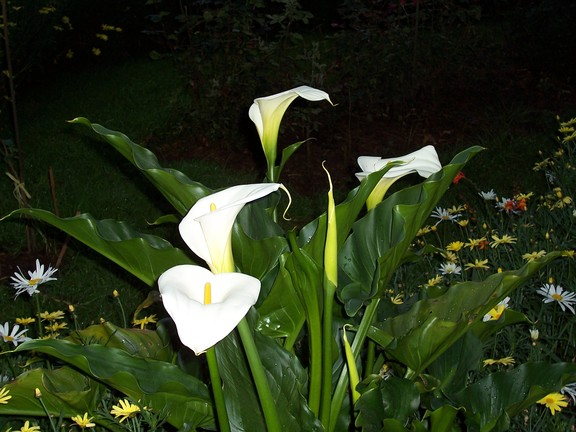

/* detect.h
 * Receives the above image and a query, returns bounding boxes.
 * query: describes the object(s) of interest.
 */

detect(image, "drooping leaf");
[454,362,576,432]
[15,339,214,430]
[368,252,561,374]
[72,117,212,215]
[1,367,105,417]
[1,209,194,286]
[67,321,173,362]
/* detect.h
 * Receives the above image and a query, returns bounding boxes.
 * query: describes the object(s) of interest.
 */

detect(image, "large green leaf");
[427,331,484,395]
[454,362,576,432]
[339,147,483,313]
[368,252,561,374]
[72,117,212,215]
[256,255,306,339]
[216,312,323,432]
[0,367,105,417]
[67,321,173,362]
[1,209,194,286]
[15,339,215,430]
[355,376,420,430]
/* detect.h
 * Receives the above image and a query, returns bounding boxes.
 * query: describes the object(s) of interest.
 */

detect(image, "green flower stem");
[237,317,282,432]
[205,346,231,432]
[34,294,43,337]
[115,297,127,328]
[329,298,380,432]
[308,305,323,416]
[319,280,336,427]
[364,340,376,378]
[36,392,58,432]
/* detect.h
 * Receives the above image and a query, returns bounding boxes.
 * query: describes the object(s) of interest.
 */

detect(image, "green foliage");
[2,100,575,431]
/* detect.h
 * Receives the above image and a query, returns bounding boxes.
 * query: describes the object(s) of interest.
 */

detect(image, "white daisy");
[561,382,576,405]
[478,189,497,200]
[430,207,460,226]
[536,284,576,314]
[0,322,31,347]
[10,259,58,298]
[438,262,462,275]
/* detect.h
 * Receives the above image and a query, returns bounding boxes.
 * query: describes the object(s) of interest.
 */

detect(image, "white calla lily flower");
[356,145,442,209]
[159,265,261,355]
[249,86,333,177]
[180,183,282,273]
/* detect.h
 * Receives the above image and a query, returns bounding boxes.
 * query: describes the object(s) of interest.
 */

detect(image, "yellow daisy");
[0,387,12,404]
[522,250,547,262]
[71,413,96,428]
[132,314,158,330]
[537,392,568,415]
[483,356,515,367]
[110,399,141,422]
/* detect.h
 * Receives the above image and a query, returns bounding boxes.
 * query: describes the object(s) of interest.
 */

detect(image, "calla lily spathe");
[356,145,442,209]
[180,183,282,273]
[158,265,260,355]
[249,86,333,178]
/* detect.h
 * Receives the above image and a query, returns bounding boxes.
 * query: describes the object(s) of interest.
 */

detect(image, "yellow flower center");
[28,278,41,286]
[5,336,14,342]
[552,293,563,301]
[210,202,217,212]
[204,282,212,305]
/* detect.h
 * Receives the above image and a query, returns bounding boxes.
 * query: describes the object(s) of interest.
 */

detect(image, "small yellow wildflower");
[40,310,65,321]
[465,237,487,250]
[112,289,120,298]
[19,421,40,432]
[110,399,140,422]
[457,219,469,227]
[483,297,510,322]
[45,322,68,332]
[522,250,547,262]
[483,356,515,367]
[562,250,575,259]
[490,234,517,248]
[448,205,466,214]
[514,192,534,201]
[465,259,490,270]
[132,314,158,330]
[15,317,36,325]
[390,294,404,305]
[446,241,465,252]
[537,392,568,415]
[71,413,96,428]
[92,47,101,56]
[416,226,432,237]
[0,387,12,404]
[96,33,109,41]
[442,251,458,263]
[428,275,443,286]
[66,49,74,59]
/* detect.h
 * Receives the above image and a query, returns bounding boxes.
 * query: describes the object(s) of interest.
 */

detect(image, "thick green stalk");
[319,280,336,427]
[237,318,282,432]
[329,298,380,432]
[205,347,231,432]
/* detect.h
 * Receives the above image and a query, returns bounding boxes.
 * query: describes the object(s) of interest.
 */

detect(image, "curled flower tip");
[279,184,292,221]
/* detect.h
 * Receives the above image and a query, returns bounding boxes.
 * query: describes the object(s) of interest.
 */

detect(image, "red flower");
[453,171,466,184]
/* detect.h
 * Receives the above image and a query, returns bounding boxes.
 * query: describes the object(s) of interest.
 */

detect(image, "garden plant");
[0,86,575,431]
